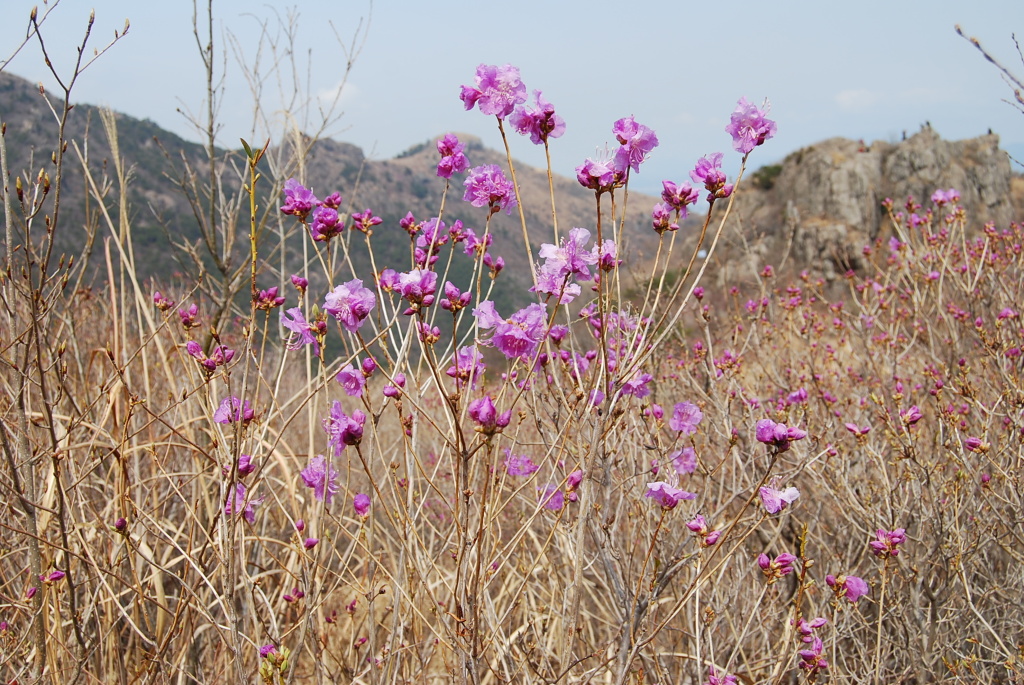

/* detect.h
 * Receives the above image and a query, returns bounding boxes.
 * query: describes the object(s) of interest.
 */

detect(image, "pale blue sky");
[2,0,1022,194]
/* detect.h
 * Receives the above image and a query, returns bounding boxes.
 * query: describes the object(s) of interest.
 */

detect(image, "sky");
[1,0,1022,195]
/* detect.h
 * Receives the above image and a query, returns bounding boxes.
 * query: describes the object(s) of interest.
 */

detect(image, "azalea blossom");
[459,64,527,119]
[644,481,696,509]
[669,401,704,435]
[353,493,371,518]
[224,482,263,523]
[509,90,565,145]
[436,133,470,178]
[826,574,870,603]
[504,448,541,477]
[724,97,777,154]
[463,164,518,214]
[301,455,340,505]
[760,480,800,514]
[324,279,376,333]
[280,178,319,219]
[214,396,254,424]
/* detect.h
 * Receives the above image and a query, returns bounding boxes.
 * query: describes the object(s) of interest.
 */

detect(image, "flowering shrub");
[2,17,1022,685]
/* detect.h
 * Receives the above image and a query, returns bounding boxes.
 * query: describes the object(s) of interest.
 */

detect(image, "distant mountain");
[0,70,663,311]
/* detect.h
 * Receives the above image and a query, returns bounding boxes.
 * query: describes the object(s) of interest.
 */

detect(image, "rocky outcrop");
[725,127,1017,281]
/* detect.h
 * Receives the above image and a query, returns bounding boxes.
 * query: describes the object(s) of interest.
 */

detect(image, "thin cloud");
[317,80,359,106]
[835,89,882,110]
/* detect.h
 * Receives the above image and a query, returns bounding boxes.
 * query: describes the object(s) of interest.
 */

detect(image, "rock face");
[726,127,1017,281]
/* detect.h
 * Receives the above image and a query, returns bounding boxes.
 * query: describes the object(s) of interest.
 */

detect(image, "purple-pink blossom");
[468,395,511,435]
[446,345,486,390]
[669,401,704,435]
[539,484,565,511]
[336,364,366,397]
[459,64,527,119]
[661,180,700,214]
[690,153,734,202]
[504,448,541,477]
[224,482,263,523]
[214,396,254,424]
[301,455,340,505]
[757,552,798,582]
[670,447,697,475]
[759,481,800,514]
[280,178,319,219]
[396,269,438,314]
[576,156,620,193]
[724,97,777,154]
[509,90,565,145]
[644,481,696,509]
[322,402,366,453]
[281,307,325,356]
[474,301,548,361]
[463,164,518,214]
[826,574,869,603]
[324,279,376,333]
[436,134,470,178]
[755,418,807,452]
[309,206,343,242]
[704,667,739,685]
[870,528,907,558]
[612,116,659,173]
[353,493,371,518]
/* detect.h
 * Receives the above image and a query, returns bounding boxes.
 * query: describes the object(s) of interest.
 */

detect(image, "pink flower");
[396,269,438,314]
[309,206,343,242]
[504,449,540,477]
[468,396,512,435]
[760,481,800,514]
[539,484,565,511]
[460,64,527,119]
[281,307,324,356]
[153,291,175,312]
[336,364,366,397]
[214,396,254,424]
[280,178,319,219]
[670,447,697,475]
[612,116,659,173]
[576,156,620,192]
[353,493,371,518]
[301,455,339,505]
[826,574,869,603]
[644,481,696,510]
[509,90,565,145]
[324,279,376,333]
[463,164,518,214]
[758,552,798,582]
[351,208,382,234]
[303,537,319,549]
[446,345,486,390]
[322,402,366,453]
[661,180,700,213]
[686,515,721,547]
[870,528,907,558]
[690,153,733,201]
[900,405,923,426]
[754,418,807,452]
[474,301,548,361]
[724,97,777,154]
[669,401,704,435]
[436,133,470,178]
[224,482,263,523]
